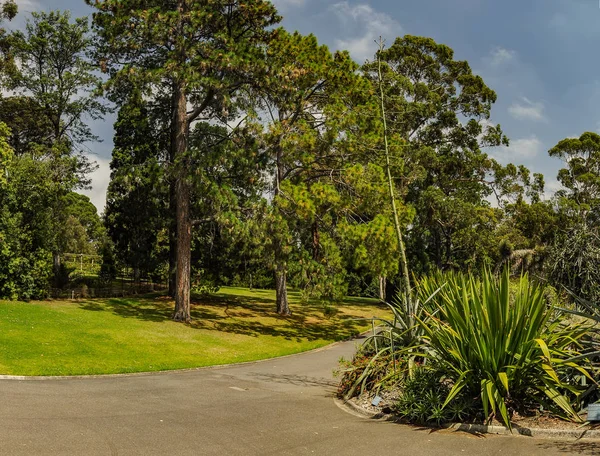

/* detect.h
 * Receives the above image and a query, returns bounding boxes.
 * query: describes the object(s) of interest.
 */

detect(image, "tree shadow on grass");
[78,298,224,323]
[77,292,379,342]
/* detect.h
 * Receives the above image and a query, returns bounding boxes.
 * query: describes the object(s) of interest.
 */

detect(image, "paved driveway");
[1,337,598,455]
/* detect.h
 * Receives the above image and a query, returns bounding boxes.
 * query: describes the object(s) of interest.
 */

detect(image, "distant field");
[0,287,387,376]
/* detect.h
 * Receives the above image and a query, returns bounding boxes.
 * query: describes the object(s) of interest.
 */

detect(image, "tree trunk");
[379,275,386,301]
[171,80,192,323]
[273,141,290,316]
[275,262,290,316]
[312,220,319,261]
[168,179,177,297]
[53,252,61,286]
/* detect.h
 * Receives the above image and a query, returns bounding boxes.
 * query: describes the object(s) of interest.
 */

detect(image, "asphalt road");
[1,337,598,455]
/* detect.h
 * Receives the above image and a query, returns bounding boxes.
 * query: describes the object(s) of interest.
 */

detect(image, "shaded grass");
[0,287,387,376]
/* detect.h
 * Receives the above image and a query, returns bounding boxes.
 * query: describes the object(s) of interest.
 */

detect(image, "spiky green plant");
[420,268,592,428]
[338,274,446,399]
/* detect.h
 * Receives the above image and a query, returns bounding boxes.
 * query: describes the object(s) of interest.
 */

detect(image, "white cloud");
[489,47,516,67]
[508,97,546,122]
[271,0,305,9]
[77,154,111,215]
[14,0,39,11]
[332,2,401,63]
[543,179,562,201]
[493,136,543,162]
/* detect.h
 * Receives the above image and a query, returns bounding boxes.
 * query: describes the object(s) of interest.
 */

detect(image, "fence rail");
[50,282,168,299]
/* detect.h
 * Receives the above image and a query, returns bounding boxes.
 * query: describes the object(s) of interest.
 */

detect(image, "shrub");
[420,268,592,428]
[336,273,446,399]
[395,366,478,426]
[546,223,600,304]
[336,348,404,399]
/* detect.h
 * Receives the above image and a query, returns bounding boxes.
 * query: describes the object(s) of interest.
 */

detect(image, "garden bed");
[346,391,600,434]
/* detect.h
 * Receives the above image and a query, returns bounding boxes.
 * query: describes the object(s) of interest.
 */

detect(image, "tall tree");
[361,36,509,275]
[258,29,360,314]
[10,11,106,145]
[105,89,167,281]
[9,11,106,278]
[549,132,600,222]
[0,96,53,156]
[88,0,280,321]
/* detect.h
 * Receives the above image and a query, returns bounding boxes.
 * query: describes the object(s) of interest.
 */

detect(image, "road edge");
[334,397,600,441]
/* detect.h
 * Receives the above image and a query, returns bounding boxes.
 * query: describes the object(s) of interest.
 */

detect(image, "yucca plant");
[420,268,593,429]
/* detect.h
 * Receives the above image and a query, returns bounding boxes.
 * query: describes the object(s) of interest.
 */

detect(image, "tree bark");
[275,261,290,316]
[312,220,319,261]
[171,79,192,323]
[168,179,177,297]
[273,141,290,316]
[53,252,61,286]
[379,275,386,301]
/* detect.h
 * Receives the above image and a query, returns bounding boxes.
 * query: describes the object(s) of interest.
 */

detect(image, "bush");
[420,268,592,428]
[336,348,405,399]
[546,223,600,304]
[336,273,447,399]
[395,366,478,426]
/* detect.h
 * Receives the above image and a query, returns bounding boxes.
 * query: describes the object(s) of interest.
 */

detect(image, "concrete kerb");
[335,397,600,441]
[0,332,368,381]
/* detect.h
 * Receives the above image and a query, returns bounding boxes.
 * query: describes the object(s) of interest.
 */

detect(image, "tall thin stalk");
[376,37,412,314]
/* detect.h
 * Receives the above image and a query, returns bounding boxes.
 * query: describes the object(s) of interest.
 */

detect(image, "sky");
[11,0,600,212]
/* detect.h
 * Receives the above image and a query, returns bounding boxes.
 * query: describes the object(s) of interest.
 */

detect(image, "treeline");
[1,0,598,319]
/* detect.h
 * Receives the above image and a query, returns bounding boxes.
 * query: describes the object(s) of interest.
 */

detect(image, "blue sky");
[12,0,600,211]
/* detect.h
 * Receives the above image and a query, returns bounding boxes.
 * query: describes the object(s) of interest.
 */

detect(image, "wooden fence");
[50,282,168,299]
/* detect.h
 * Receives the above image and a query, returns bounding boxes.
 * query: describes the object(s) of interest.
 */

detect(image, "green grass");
[0,287,388,376]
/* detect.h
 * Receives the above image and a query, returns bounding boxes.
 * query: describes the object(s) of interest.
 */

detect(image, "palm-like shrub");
[420,269,592,428]
[337,274,446,399]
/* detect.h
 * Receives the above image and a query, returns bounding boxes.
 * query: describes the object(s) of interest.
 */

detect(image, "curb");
[335,398,600,440]
[0,333,367,381]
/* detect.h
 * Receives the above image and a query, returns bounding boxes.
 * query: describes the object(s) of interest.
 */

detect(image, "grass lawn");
[0,287,388,376]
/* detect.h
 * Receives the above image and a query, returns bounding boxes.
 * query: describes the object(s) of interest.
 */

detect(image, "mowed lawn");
[0,287,388,376]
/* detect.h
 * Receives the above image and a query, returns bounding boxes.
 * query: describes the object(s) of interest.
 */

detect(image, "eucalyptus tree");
[88,0,280,321]
[361,36,509,274]
[549,132,600,223]
[544,132,600,302]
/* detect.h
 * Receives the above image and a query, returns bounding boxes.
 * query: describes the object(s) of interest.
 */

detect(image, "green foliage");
[546,222,600,304]
[0,97,54,156]
[420,269,591,428]
[0,121,12,186]
[98,240,118,284]
[338,273,447,399]
[395,366,477,426]
[10,10,106,146]
[336,350,403,399]
[256,28,364,312]
[104,89,167,279]
[550,132,600,221]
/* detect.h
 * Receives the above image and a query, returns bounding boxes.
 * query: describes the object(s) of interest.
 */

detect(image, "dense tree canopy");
[0,1,595,322]
[88,0,280,322]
